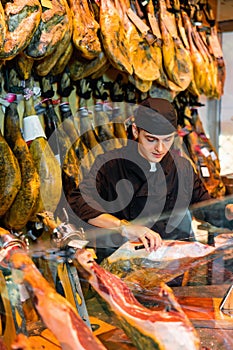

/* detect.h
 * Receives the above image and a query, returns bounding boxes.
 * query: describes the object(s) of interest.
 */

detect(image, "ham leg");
[74,249,201,350]
[0,229,107,350]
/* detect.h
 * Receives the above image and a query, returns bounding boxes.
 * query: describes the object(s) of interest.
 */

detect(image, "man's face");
[132,124,175,163]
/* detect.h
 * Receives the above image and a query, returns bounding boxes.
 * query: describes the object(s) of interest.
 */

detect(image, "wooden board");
[27,329,61,349]
[98,329,137,350]
[177,296,233,329]
[27,317,116,349]
[90,316,116,336]
[90,316,137,350]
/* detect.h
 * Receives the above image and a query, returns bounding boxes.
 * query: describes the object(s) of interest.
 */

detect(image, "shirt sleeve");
[68,157,108,222]
[191,171,211,204]
[190,172,233,229]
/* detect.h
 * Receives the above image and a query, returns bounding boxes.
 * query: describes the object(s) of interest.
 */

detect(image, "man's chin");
[150,155,164,162]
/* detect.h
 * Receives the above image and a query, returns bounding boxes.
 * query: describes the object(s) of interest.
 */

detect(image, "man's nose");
[155,140,163,152]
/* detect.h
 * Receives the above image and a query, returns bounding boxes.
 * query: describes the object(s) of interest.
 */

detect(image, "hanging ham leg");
[182,10,207,95]
[68,0,101,60]
[3,103,40,231]
[0,130,21,217]
[25,0,72,59]
[116,0,160,82]
[191,26,217,98]
[99,0,133,74]
[206,25,226,98]
[0,0,41,59]
[159,0,193,91]
[0,1,6,52]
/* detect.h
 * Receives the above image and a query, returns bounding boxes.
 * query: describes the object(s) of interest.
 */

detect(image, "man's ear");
[132,123,139,139]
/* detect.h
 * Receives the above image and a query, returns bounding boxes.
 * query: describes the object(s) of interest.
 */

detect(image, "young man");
[68,98,233,254]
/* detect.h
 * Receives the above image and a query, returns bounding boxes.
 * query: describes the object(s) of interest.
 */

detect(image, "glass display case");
[0,194,233,350]
[84,194,233,350]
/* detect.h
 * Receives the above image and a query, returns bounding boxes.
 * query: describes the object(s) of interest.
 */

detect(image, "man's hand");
[88,214,162,251]
[225,204,233,221]
[120,222,162,252]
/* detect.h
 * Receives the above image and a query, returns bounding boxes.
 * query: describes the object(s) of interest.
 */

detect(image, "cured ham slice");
[159,0,193,91]
[0,229,107,350]
[74,249,201,350]
[99,0,133,74]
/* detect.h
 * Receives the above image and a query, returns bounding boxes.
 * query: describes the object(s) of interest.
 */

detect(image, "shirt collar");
[149,162,157,172]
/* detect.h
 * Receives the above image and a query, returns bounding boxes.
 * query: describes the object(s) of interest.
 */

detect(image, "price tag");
[201,167,210,177]
[23,115,46,142]
[210,151,217,161]
[201,147,210,157]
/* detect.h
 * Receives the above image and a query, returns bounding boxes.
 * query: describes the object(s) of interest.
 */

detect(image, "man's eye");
[147,138,155,142]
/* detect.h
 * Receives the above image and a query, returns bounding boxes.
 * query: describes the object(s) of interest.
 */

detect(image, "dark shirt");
[68,141,211,242]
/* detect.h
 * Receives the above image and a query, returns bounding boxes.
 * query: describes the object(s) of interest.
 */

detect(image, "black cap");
[134,98,177,135]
